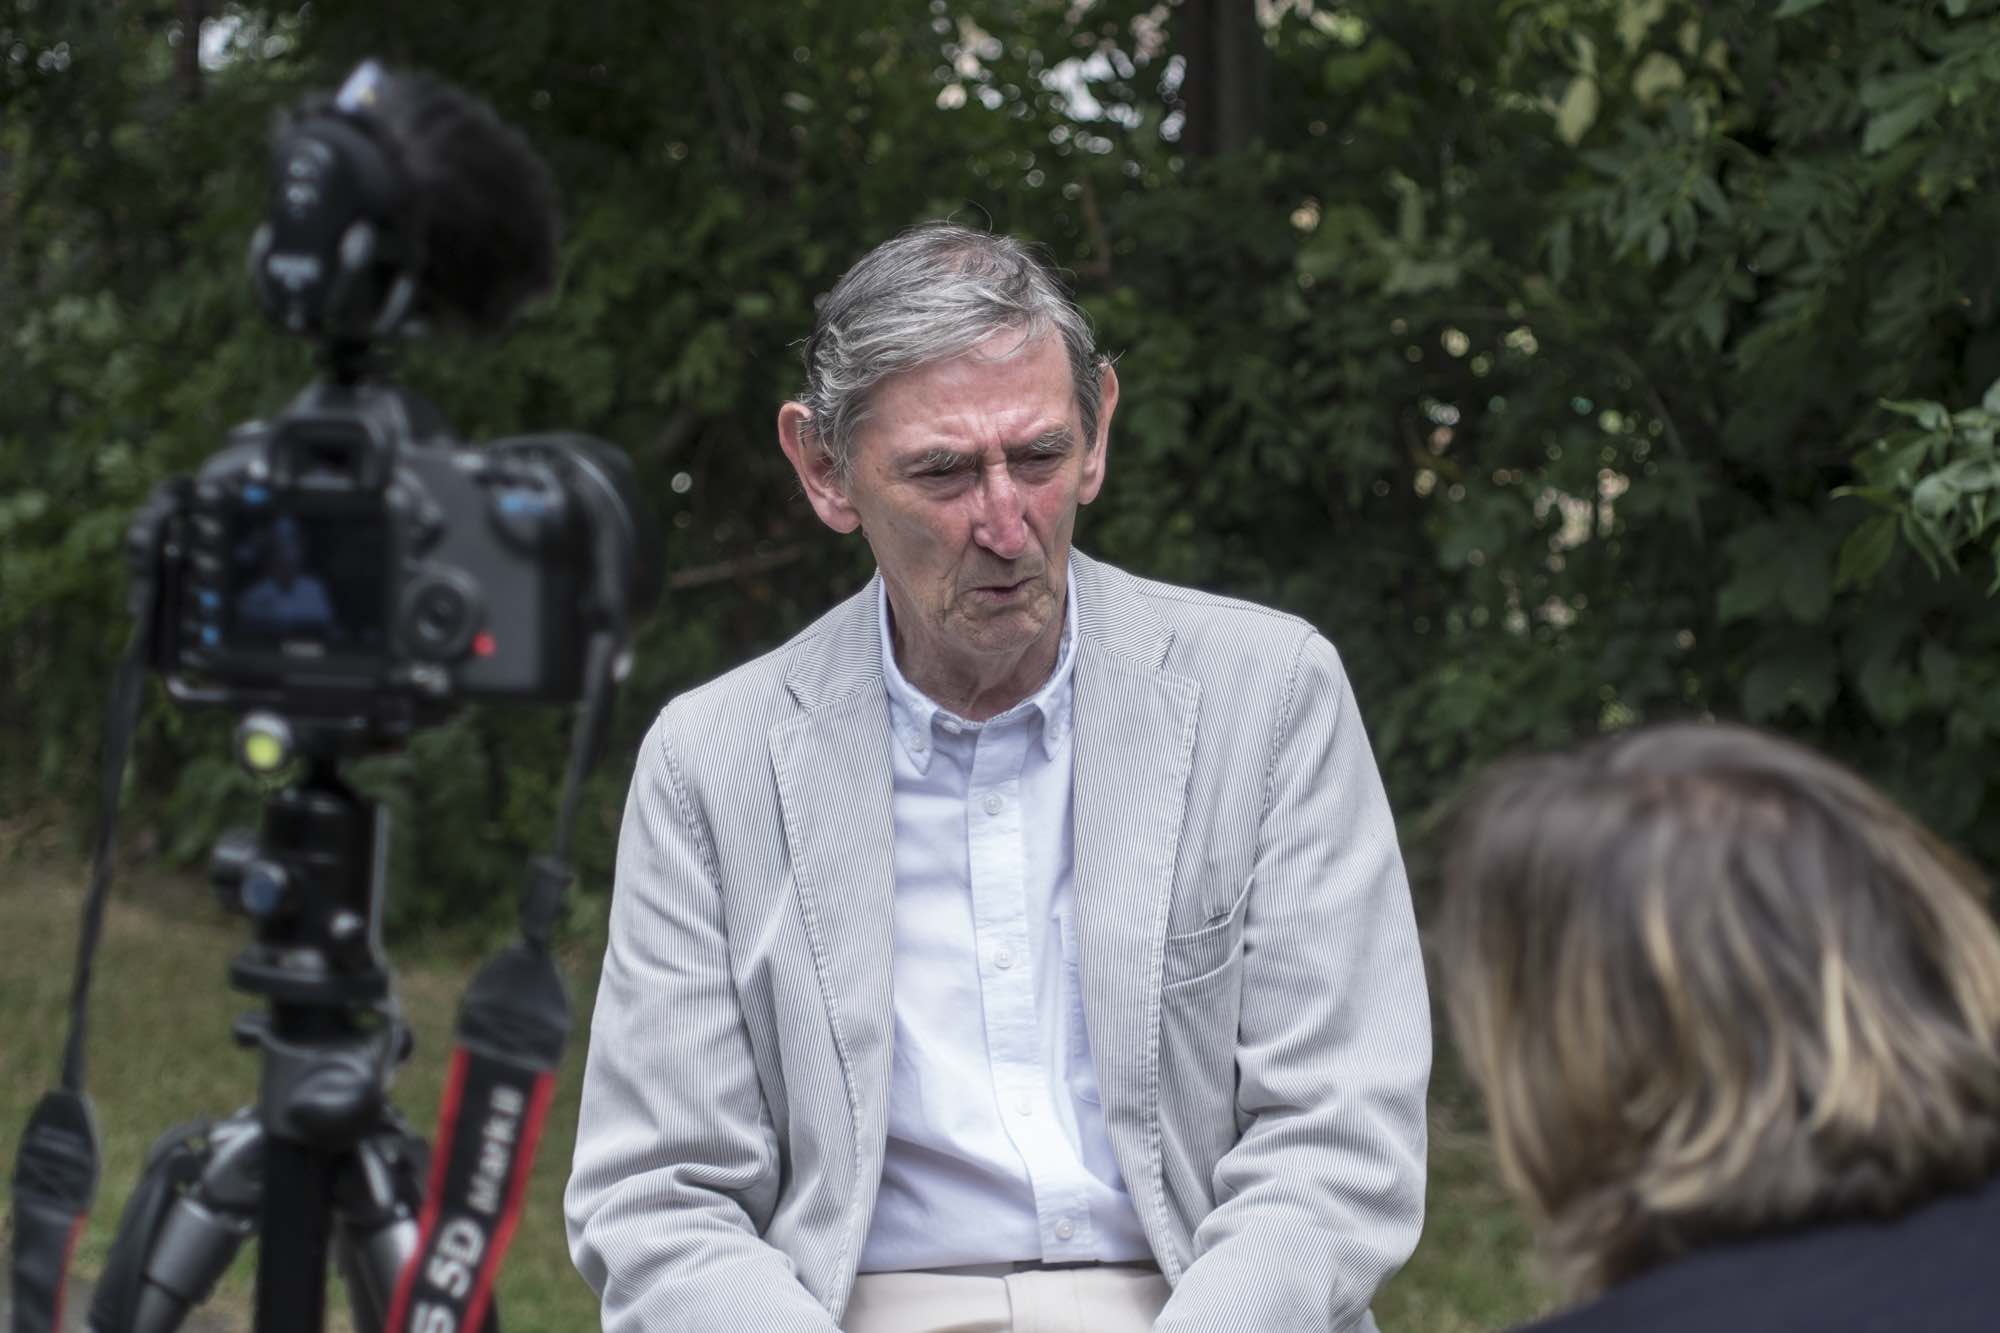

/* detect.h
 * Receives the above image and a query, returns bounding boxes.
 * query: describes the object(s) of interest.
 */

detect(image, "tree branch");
[666,543,814,591]
[1072,177,1114,284]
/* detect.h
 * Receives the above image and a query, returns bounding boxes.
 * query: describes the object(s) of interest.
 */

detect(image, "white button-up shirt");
[857,581,1154,1272]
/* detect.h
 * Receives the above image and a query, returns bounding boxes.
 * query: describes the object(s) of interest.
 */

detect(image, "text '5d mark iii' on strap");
[383,931,569,1333]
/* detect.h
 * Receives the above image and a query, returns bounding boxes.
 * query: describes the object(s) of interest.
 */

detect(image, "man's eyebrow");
[1012,427,1080,458]
[909,446,976,473]
[905,428,1079,474]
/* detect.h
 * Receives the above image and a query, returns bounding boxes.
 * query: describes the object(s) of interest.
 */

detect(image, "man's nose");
[971,466,1030,560]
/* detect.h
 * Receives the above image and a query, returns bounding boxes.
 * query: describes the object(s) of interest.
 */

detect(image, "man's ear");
[778,402,861,534]
[1078,361,1117,506]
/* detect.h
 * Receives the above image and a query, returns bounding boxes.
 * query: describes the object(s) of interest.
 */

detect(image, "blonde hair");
[1436,721,2000,1294]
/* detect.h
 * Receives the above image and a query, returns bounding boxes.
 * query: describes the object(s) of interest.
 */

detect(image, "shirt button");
[1054,1220,1075,1241]
[1015,1093,1033,1116]
[982,792,1003,816]
[994,947,1014,970]
[940,718,961,734]
[910,735,928,753]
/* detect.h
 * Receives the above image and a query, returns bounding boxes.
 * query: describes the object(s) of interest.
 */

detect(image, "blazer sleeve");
[564,715,840,1332]
[1154,632,1431,1333]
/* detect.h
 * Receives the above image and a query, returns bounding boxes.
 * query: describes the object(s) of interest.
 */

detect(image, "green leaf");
[1631,53,1685,104]
[1910,472,1954,521]
[1645,221,1669,265]
[1547,217,1574,285]
[1982,377,2000,416]
[1835,514,1898,588]
[1695,298,1726,350]
[1717,561,1781,623]
[1862,91,1941,156]
[1880,397,1950,431]
[1939,457,2000,494]
[1900,511,1958,576]
[1690,173,1732,224]
[1773,0,1830,14]
[1556,75,1600,146]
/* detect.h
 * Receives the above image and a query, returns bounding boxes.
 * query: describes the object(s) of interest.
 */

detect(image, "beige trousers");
[841,1262,1171,1333]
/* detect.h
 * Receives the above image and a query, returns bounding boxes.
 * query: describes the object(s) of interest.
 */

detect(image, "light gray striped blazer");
[565,551,1430,1332]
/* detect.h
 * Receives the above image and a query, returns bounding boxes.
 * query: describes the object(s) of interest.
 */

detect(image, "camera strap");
[384,633,618,1333]
[8,624,149,1333]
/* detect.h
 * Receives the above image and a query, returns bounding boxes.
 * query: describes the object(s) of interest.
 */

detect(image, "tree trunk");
[177,0,205,100]
[1178,0,1267,158]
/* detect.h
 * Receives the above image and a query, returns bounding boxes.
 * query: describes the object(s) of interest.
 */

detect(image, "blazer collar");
[1068,549,1177,673]
[782,572,885,712]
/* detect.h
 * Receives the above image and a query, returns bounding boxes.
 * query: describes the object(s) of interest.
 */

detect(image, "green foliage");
[7,0,2000,921]
[1846,378,2000,587]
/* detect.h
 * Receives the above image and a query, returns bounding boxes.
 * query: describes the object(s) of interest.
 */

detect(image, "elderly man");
[565,225,1430,1333]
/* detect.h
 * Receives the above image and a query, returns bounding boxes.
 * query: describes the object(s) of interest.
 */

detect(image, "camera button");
[398,570,481,661]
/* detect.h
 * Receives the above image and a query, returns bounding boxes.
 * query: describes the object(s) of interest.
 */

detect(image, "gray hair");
[795,223,1105,478]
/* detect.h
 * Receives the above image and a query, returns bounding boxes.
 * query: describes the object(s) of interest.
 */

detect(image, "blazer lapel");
[770,579,898,1161]
[1066,555,1201,1189]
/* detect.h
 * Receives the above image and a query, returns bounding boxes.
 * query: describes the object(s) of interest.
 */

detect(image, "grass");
[1,847,1554,1331]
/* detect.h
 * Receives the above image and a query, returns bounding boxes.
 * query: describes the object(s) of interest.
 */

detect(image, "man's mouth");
[970,576,1034,601]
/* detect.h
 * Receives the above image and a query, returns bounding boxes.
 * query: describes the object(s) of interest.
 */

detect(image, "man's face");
[782,330,1115,690]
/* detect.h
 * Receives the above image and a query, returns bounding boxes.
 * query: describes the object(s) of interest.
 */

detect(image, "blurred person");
[237,514,336,634]
[1436,720,2000,1332]
[564,224,1431,1333]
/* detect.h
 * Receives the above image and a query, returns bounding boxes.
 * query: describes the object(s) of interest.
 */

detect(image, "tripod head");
[209,712,393,1015]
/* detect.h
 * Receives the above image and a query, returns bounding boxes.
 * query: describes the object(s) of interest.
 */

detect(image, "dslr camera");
[129,62,657,733]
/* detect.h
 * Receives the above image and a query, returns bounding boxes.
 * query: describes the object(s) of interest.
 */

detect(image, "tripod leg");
[329,1120,501,1333]
[256,1134,336,1333]
[88,1113,260,1333]
[331,1125,423,1333]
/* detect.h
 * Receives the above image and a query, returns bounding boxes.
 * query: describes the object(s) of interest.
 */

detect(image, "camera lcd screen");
[222,502,390,662]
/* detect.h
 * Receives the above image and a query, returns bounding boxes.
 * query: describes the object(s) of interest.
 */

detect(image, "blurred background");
[4,1,1998,1328]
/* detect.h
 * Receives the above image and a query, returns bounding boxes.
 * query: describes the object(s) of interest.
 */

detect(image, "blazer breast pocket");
[1160,874,1252,990]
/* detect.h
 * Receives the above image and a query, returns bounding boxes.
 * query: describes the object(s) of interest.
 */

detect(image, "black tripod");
[87,723,495,1333]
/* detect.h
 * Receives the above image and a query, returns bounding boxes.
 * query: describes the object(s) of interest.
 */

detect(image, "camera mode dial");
[488,472,570,551]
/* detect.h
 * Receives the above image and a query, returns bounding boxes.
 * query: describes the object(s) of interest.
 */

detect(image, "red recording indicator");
[472,631,497,658]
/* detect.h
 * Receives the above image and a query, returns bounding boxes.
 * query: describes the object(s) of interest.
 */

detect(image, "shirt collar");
[878,574,1076,773]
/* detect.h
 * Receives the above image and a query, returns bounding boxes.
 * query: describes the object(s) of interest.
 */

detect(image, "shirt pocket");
[1160,874,1253,990]
[1057,908,1103,1106]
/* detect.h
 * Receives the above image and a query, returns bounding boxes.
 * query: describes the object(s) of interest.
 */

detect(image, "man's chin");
[949,602,1054,653]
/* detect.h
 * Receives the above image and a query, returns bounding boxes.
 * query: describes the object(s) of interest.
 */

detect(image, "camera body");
[133,377,648,729]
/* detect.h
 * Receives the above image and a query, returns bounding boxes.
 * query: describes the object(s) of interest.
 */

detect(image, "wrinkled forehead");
[861,331,1079,440]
